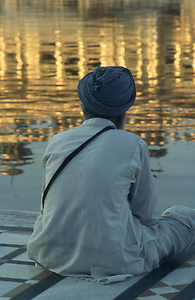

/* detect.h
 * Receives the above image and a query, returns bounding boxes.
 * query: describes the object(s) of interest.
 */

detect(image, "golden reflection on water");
[0,0,195,175]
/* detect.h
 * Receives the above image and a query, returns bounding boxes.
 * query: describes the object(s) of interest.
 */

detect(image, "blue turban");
[77,66,136,117]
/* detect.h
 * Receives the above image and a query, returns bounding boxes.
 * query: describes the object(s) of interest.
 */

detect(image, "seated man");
[27,66,195,283]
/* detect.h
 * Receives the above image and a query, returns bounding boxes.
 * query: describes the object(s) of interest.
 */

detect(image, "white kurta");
[27,118,195,283]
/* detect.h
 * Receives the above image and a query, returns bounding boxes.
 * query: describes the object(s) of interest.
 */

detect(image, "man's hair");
[81,103,126,129]
[81,104,100,119]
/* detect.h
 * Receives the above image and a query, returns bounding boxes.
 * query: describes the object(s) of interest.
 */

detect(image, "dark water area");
[0,0,194,213]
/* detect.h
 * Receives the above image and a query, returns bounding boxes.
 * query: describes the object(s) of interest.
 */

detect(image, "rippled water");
[0,0,195,212]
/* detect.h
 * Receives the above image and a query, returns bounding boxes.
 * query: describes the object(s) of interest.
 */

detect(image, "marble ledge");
[0,210,39,228]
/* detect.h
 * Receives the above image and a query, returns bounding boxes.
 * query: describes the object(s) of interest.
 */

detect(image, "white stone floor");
[0,210,195,300]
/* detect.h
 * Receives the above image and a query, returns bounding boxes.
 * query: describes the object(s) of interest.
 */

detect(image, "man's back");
[27,118,160,279]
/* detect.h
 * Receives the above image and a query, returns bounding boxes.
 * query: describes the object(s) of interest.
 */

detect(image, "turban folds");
[77,66,136,117]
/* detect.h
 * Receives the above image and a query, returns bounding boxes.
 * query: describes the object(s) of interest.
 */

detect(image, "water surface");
[0,0,195,213]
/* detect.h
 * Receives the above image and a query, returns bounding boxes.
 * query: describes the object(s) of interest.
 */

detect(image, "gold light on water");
[0,0,195,173]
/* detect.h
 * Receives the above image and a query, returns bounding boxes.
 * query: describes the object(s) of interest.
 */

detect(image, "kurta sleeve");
[40,143,54,213]
[128,141,160,226]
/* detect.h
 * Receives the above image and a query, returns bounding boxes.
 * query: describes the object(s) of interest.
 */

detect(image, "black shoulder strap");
[42,125,114,208]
